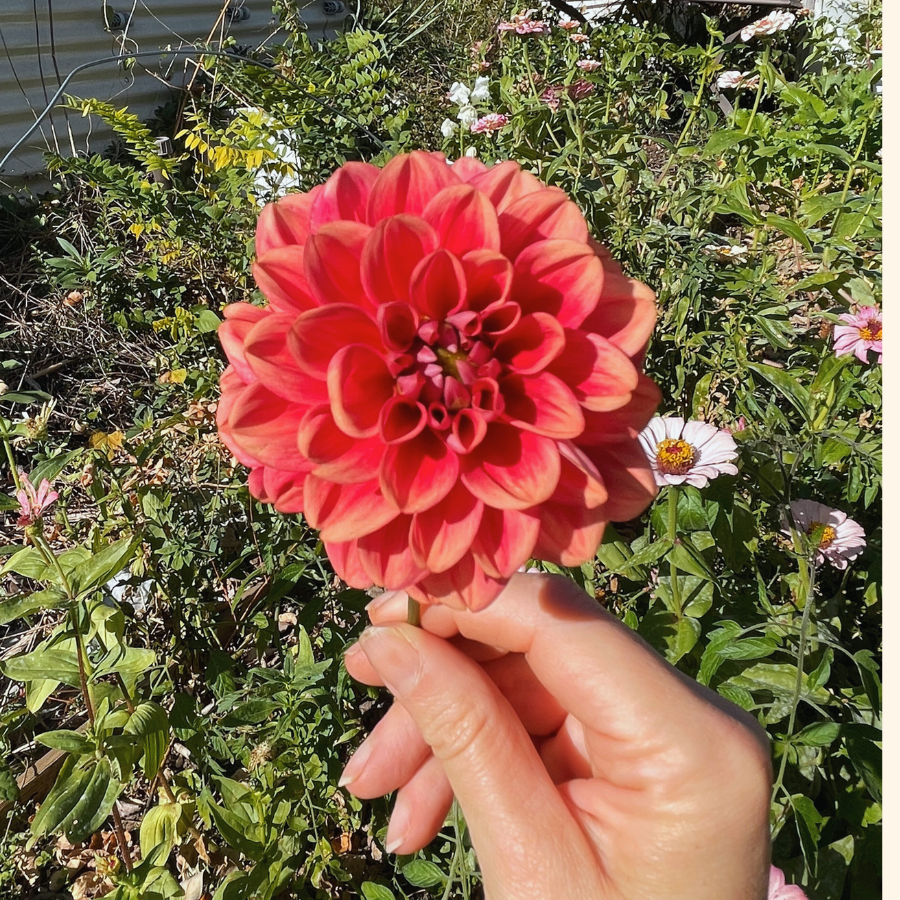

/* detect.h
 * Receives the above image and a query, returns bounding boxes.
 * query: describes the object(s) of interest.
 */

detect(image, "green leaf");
[220,699,278,727]
[703,130,747,156]
[765,214,812,251]
[124,702,169,779]
[60,757,122,844]
[727,662,831,705]
[638,610,700,664]
[794,722,841,747]
[93,646,156,679]
[361,884,396,900]
[717,682,755,711]
[402,859,446,888]
[0,547,53,581]
[35,730,92,754]
[614,538,671,574]
[30,759,92,841]
[195,309,221,333]
[0,646,81,686]
[791,793,824,872]
[843,725,882,803]
[0,389,53,405]
[140,802,182,863]
[0,588,67,625]
[29,451,80,488]
[69,534,141,597]
[717,637,779,661]
[747,363,811,423]
[669,538,713,581]
[0,757,19,803]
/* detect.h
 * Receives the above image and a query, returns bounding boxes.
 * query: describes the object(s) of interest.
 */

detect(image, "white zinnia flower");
[457,104,479,126]
[440,118,459,138]
[782,500,866,570]
[639,417,739,488]
[741,10,795,42]
[471,75,491,102]
[716,70,760,90]
[448,81,471,105]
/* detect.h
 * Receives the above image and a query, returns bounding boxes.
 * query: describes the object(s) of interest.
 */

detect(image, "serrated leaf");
[401,859,445,887]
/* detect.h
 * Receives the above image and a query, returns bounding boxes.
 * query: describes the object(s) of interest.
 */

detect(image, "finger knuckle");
[425,697,494,765]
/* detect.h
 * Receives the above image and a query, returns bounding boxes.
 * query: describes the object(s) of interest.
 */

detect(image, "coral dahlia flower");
[217,151,660,610]
[782,500,866,570]
[639,417,738,488]
[833,306,882,364]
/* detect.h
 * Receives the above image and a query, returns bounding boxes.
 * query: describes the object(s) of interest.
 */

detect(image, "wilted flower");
[741,10,796,42]
[833,306,882,364]
[15,473,59,528]
[540,87,561,111]
[576,59,601,72]
[639,417,738,488]
[722,416,746,435]
[716,70,760,90]
[783,500,866,570]
[567,79,595,100]
[498,10,549,35]
[470,113,510,133]
[217,151,660,610]
[441,118,459,138]
[703,243,748,261]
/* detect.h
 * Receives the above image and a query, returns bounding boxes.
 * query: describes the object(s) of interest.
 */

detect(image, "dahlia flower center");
[807,522,837,550]
[655,438,696,475]
[859,320,882,342]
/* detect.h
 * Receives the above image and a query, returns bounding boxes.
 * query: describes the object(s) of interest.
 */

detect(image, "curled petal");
[377,302,419,351]
[494,312,566,374]
[469,378,504,420]
[304,475,399,542]
[447,408,488,455]
[584,439,657,521]
[498,188,589,259]
[367,150,459,223]
[410,484,484,573]
[358,515,427,588]
[327,344,395,438]
[549,330,639,412]
[423,184,501,255]
[255,189,320,256]
[303,221,373,309]
[361,215,439,307]
[500,372,584,439]
[310,161,381,230]
[325,539,372,588]
[534,501,608,567]
[473,506,541,579]
[379,396,428,444]
[288,304,382,378]
[582,271,658,360]
[470,159,543,212]
[415,553,507,611]
[480,301,521,336]
[462,424,561,510]
[578,374,661,445]
[513,239,603,328]
[219,303,268,383]
[298,405,382,483]
[461,249,513,311]
[253,248,318,313]
[227,382,310,471]
[409,250,467,321]
[380,429,460,514]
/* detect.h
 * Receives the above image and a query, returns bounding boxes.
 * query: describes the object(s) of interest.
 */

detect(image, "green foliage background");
[0,2,881,898]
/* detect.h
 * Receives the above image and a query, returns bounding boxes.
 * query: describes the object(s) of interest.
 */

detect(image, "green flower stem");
[743,43,771,136]
[407,595,421,627]
[0,414,23,493]
[667,486,683,616]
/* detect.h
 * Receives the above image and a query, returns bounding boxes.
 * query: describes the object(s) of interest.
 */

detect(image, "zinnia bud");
[217,152,660,610]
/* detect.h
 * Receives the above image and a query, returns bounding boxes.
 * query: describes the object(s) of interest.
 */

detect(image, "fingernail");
[358,626,421,696]
[338,739,373,788]
[343,642,364,664]
[365,590,399,615]
[384,803,410,854]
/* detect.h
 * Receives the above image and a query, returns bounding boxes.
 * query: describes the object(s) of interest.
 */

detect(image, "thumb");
[357,624,605,899]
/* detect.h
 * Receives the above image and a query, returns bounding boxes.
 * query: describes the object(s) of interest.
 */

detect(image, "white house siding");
[0,1,349,190]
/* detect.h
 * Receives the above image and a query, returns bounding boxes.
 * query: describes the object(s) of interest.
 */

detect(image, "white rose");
[440,118,459,138]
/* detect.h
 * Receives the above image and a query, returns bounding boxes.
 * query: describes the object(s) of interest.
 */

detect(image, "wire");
[0,47,386,175]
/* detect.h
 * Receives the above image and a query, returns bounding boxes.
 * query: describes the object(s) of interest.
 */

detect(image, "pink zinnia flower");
[217,151,660,610]
[576,59,601,72]
[569,33,590,43]
[768,866,809,899]
[15,473,59,527]
[639,417,738,488]
[470,113,510,133]
[498,10,549,35]
[539,87,561,111]
[833,305,882,363]
[567,79,595,100]
[782,500,866,570]
[558,19,580,31]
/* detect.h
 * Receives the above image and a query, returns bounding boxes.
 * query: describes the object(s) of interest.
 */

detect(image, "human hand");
[341,573,772,900]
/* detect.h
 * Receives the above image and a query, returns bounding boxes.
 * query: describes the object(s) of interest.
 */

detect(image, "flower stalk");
[667,486,683,616]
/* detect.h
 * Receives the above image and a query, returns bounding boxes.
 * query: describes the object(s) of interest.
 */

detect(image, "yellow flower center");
[858,320,882,342]
[656,438,696,475]
[435,346,466,378]
[806,522,837,550]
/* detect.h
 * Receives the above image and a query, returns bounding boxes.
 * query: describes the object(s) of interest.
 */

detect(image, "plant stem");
[667,486,682,615]
[743,43,771,136]
[407,595,421,627]
[0,414,23,492]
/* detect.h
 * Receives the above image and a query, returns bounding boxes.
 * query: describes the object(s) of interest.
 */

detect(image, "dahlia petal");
[357,515,427,588]
[253,248,318,314]
[498,188,589,259]
[379,397,428,444]
[380,429,460,514]
[494,312,566,375]
[410,484,484,573]
[303,221,373,310]
[578,374,661,445]
[447,408,488,455]
[585,439,657,521]
[480,301,521,336]
[288,304,382,378]
[304,475,399,542]
[555,442,608,509]
[582,271,658,360]
[243,313,327,403]
[512,239,604,327]
[470,159,543,212]
[361,215,439,307]
[298,405,383,484]
[549,330,639,412]
[451,157,489,182]
[415,553,507,611]
[325,539,373,588]
[219,303,268,383]
[327,344,395,438]
[469,378,504,420]
[533,501,608,567]
[500,372,584,439]
[461,424,561,510]
[217,374,262,468]
[377,301,419,351]
[367,150,460,223]
[473,506,541,579]
[255,189,320,256]
[227,382,310,471]
[422,184,501,255]
[265,468,306,514]
[588,237,623,276]
[461,249,513,311]
[309,161,381,230]
[409,250,467,321]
